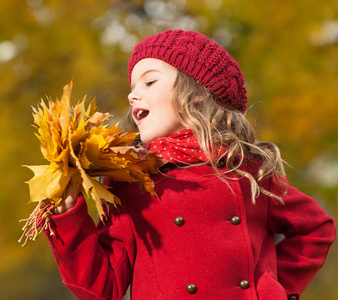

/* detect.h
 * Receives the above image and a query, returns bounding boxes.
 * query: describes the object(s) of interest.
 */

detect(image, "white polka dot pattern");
[146,129,226,164]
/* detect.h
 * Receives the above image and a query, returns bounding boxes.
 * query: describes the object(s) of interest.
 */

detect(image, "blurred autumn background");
[0,0,337,299]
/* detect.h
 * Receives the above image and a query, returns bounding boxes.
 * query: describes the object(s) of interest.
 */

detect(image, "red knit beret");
[128,30,247,113]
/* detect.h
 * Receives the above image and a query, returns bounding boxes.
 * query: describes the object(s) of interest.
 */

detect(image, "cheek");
[161,90,175,111]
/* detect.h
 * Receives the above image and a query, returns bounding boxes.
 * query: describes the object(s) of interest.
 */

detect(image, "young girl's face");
[128,58,186,143]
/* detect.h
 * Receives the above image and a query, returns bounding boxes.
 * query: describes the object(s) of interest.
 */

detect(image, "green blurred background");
[0,0,337,299]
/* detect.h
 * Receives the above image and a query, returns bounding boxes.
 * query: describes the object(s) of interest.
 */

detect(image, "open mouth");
[134,108,149,122]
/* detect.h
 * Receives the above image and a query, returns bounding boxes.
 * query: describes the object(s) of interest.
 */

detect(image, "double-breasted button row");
[175,216,241,226]
[186,284,197,294]
[187,280,250,293]
[175,214,242,296]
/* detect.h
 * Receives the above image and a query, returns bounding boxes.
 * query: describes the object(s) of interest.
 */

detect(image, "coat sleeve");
[44,193,136,300]
[267,177,336,299]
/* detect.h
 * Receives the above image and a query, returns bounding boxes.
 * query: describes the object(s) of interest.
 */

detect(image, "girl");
[46,30,335,300]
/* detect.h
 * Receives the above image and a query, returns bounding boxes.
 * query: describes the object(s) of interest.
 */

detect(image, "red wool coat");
[45,160,335,300]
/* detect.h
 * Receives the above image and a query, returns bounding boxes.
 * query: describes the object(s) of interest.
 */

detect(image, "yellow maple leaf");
[19,81,164,246]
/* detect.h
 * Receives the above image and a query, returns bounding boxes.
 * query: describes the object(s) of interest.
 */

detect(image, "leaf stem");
[18,200,55,247]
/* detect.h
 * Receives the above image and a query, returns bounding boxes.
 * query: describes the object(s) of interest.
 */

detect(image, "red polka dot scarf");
[146,129,222,164]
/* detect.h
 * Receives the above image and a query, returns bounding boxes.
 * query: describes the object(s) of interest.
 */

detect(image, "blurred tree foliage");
[0,0,336,299]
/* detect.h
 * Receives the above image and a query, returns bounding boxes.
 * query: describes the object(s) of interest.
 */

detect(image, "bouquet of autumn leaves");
[19,81,164,246]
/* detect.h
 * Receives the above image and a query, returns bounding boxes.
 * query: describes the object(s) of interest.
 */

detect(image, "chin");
[140,132,163,144]
[139,134,153,144]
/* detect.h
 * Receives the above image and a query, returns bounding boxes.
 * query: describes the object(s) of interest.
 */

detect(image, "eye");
[146,80,156,87]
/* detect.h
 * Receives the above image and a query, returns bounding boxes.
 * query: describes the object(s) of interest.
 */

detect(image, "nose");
[128,90,141,105]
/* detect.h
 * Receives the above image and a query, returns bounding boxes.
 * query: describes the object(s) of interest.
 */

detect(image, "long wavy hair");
[124,69,286,203]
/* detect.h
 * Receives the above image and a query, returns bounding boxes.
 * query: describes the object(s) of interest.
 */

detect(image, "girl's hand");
[53,184,80,215]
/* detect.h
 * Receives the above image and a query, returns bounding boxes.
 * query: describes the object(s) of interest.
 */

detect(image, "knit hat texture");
[128,30,247,113]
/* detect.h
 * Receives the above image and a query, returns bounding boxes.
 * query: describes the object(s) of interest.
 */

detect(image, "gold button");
[239,280,250,289]
[174,217,185,226]
[231,215,241,225]
[288,296,297,300]
[186,284,197,294]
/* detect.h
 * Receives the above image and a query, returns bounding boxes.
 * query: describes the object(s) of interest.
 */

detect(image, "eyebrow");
[130,69,160,91]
